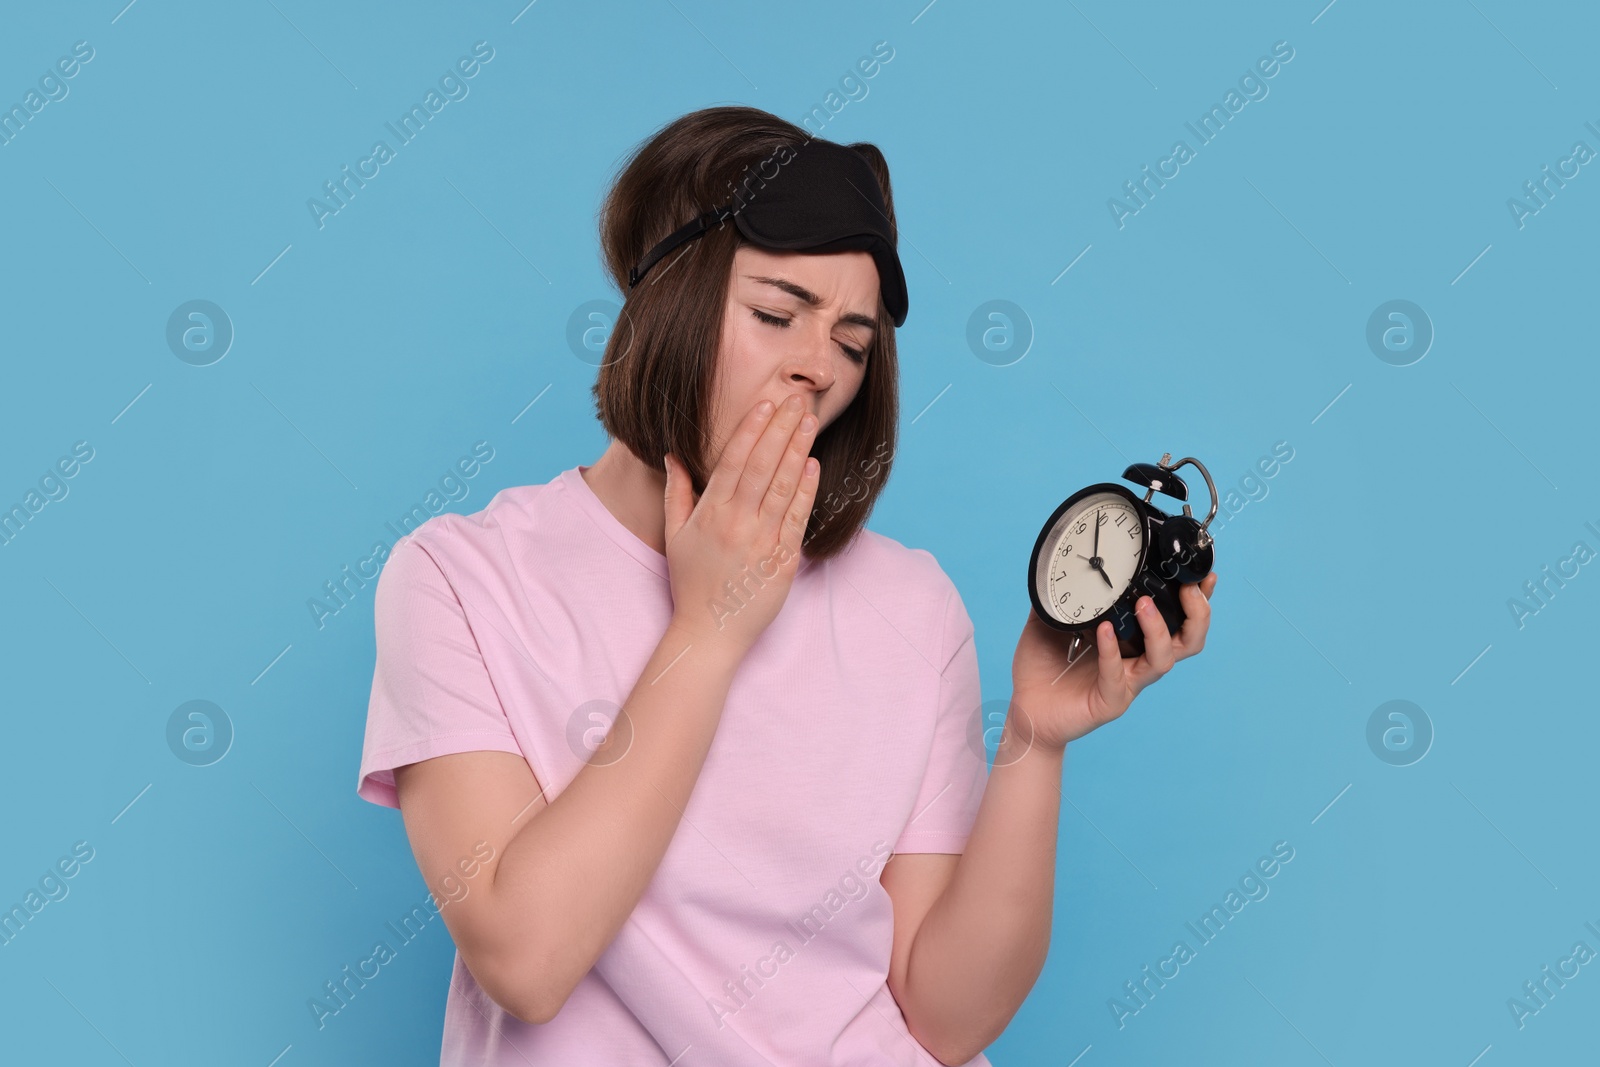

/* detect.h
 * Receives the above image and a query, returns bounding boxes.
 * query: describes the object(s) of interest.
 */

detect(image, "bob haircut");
[590,105,901,563]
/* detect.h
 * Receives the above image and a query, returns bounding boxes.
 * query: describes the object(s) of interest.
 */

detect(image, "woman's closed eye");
[751,308,866,364]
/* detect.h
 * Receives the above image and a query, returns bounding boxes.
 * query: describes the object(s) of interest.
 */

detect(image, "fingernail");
[758,400,775,416]
[800,414,817,433]
[785,394,803,411]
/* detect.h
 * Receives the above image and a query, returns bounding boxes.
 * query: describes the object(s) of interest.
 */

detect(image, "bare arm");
[887,578,1218,1061]
[391,393,822,1024]
[394,620,743,1024]
[884,732,1064,1063]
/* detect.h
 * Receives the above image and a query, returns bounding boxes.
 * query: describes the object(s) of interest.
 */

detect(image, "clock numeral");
[1057,589,1069,605]
[1073,605,1084,618]
[1127,525,1139,539]
[1114,513,1127,527]
[1074,520,1087,534]
[1058,542,1072,558]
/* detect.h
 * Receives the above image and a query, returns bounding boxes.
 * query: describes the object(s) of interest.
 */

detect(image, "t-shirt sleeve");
[892,576,990,854]
[356,534,525,810]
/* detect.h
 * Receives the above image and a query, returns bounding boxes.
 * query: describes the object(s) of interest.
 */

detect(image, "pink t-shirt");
[357,464,992,1066]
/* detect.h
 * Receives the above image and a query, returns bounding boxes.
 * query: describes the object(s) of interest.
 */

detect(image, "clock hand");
[1093,508,1100,556]
[1076,554,1115,589]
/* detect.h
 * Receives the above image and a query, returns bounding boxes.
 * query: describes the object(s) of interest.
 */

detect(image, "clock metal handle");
[1169,456,1218,531]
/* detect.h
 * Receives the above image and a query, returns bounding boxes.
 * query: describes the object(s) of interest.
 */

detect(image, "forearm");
[484,618,745,1020]
[900,709,1064,1062]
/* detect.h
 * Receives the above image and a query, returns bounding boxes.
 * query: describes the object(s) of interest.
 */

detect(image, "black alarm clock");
[1027,452,1218,658]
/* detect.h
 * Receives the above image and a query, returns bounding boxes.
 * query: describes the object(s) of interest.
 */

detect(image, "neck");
[582,439,669,555]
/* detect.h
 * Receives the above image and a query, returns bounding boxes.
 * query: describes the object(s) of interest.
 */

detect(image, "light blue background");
[2,1,1596,1064]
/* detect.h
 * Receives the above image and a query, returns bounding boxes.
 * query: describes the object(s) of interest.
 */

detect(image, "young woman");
[356,106,1217,1066]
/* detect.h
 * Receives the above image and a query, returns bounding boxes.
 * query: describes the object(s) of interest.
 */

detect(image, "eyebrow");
[745,275,878,331]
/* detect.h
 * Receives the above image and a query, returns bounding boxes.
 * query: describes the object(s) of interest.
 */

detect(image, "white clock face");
[1038,492,1144,625]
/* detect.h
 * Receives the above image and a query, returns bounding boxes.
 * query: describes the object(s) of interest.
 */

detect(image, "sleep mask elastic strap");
[627,205,735,288]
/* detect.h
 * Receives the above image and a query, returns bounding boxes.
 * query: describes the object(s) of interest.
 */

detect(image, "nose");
[782,331,835,394]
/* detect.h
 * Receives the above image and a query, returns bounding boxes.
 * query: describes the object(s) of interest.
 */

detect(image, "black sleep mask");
[627,137,909,328]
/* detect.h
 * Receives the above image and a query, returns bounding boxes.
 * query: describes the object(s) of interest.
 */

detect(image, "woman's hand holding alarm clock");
[1009,453,1220,752]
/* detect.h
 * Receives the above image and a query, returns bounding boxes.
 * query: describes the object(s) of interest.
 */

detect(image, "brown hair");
[590,105,900,563]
